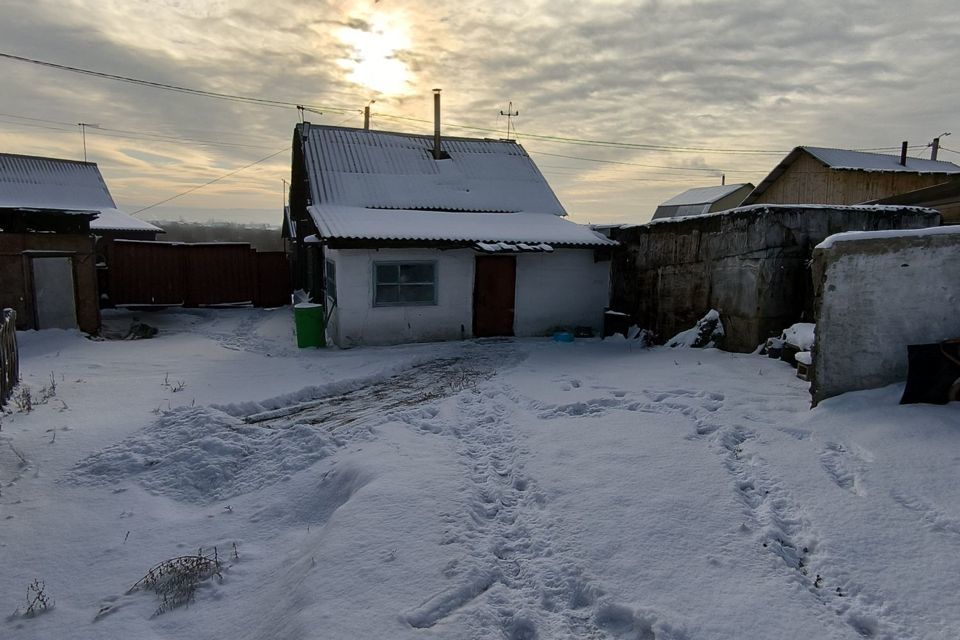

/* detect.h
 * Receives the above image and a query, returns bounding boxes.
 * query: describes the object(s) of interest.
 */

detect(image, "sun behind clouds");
[337,10,413,97]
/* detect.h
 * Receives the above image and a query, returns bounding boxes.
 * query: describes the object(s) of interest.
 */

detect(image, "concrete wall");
[610,205,940,352]
[325,247,608,347]
[0,233,100,334]
[810,228,960,405]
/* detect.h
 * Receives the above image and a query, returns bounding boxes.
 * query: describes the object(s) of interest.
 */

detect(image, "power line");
[529,149,722,173]
[2,51,935,160]
[0,51,359,114]
[129,147,289,216]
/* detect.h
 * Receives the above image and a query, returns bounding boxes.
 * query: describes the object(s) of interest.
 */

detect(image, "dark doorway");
[473,256,516,337]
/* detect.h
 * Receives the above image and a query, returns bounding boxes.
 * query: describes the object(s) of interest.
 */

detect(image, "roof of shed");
[307,204,615,246]
[298,124,567,215]
[659,183,753,206]
[0,152,162,232]
[744,146,960,205]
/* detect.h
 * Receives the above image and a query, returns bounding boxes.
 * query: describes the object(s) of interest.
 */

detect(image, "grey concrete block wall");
[610,205,940,352]
[810,229,960,405]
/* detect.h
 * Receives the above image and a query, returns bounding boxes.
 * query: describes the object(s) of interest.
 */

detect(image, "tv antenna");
[499,102,519,140]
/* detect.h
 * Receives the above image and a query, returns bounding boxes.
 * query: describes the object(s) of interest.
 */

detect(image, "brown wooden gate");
[473,256,516,337]
[106,241,290,307]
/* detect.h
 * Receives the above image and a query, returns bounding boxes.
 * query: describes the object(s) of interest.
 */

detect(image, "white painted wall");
[325,247,475,347]
[812,231,960,404]
[514,250,610,336]
[324,246,610,347]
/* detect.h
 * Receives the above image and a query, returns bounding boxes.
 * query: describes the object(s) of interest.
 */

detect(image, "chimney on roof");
[432,88,443,160]
[900,141,908,166]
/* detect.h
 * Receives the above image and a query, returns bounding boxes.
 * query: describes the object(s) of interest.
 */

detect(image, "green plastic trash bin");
[294,302,326,348]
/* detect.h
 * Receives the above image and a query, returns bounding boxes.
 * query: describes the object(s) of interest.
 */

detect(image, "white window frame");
[372,261,438,307]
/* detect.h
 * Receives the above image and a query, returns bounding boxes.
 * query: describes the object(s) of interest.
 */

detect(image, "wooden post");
[0,308,19,406]
[900,141,908,166]
[364,105,370,131]
[931,137,941,161]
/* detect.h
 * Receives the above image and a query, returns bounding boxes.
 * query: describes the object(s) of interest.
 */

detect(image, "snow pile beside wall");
[810,227,960,405]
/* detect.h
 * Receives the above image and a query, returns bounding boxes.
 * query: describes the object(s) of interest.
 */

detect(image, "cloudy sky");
[2,0,959,226]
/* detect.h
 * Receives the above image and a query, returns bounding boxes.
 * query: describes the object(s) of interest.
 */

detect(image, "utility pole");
[499,101,519,140]
[78,123,99,162]
[931,132,951,161]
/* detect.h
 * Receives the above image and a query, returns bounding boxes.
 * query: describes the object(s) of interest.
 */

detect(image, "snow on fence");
[1,308,18,406]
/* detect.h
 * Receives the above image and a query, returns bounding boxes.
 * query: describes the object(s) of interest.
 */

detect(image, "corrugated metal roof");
[659,184,752,206]
[308,204,615,246]
[300,125,567,215]
[804,146,960,173]
[0,153,162,232]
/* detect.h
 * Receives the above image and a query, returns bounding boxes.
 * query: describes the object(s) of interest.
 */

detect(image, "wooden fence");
[105,241,290,308]
[1,308,18,407]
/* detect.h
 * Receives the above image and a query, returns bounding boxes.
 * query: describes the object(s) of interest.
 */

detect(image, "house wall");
[609,205,940,353]
[324,247,609,347]
[514,250,609,336]
[0,233,100,333]
[810,229,960,405]
[755,152,960,206]
[326,247,475,347]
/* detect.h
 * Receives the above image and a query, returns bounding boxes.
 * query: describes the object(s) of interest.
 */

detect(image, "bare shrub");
[129,548,223,616]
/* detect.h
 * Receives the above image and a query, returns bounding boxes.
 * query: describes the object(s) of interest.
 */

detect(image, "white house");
[286,122,615,347]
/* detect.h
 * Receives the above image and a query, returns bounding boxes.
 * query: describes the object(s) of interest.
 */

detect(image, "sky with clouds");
[2,0,959,226]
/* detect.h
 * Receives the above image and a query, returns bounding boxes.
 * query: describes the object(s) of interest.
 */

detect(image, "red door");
[473,256,516,337]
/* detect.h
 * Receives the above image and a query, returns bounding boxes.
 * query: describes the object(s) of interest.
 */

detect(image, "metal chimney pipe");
[364,105,370,131]
[900,141,908,166]
[433,88,442,159]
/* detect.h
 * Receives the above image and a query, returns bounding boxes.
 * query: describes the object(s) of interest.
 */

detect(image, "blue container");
[552,331,575,343]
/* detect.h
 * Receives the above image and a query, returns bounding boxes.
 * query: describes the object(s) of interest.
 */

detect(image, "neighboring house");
[651,183,754,220]
[0,153,163,242]
[0,153,164,310]
[286,123,615,347]
[867,180,960,225]
[742,146,960,206]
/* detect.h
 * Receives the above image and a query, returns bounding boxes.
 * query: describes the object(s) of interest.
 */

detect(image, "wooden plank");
[0,308,18,406]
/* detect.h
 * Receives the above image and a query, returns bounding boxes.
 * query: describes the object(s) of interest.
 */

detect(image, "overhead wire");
[128,147,290,216]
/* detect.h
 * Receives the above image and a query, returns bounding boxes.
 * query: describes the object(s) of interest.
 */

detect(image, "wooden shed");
[0,208,101,333]
[742,146,960,207]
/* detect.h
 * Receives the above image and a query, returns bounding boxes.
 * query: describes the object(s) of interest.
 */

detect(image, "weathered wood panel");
[756,152,960,205]
[0,233,100,333]
[0,308,18,406]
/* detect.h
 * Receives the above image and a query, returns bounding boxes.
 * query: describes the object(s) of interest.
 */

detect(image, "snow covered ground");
[2,308,958,639]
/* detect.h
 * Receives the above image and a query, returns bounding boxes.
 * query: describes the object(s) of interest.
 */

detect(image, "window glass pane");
[375,284,399,304]
[376,264,399,284]
[400,263,434,284]
[399,284,435,303]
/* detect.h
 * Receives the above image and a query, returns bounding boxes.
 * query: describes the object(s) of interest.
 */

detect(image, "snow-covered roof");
[815,225,960,250]
[299,124,567,215]
[744,146,960,205]
[307,204,615,247]
[659,184,752,207]
[0,153,162,232]
[803,146,960,173]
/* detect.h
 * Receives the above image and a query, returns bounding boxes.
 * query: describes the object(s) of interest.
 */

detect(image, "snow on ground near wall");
[2,308,959,639]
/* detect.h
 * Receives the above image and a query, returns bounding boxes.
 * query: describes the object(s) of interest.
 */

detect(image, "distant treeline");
[150,220,284,251]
